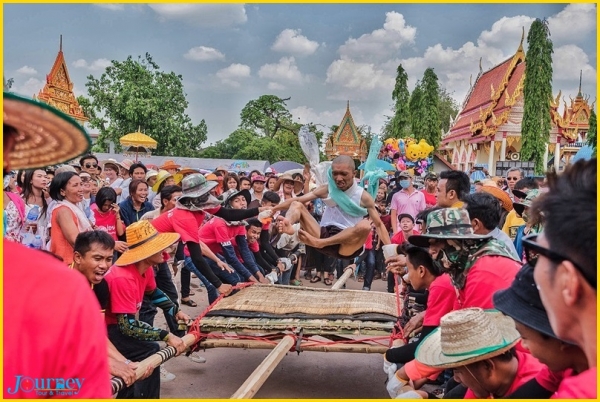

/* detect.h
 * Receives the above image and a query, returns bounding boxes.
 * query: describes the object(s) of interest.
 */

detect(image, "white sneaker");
[160,366,176,382]
[187,351,207,364]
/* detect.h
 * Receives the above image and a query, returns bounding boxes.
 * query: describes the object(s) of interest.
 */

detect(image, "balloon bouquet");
[382,137,435,176]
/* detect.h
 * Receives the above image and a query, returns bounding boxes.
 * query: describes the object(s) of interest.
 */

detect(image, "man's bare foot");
[298,229,322,248]
[276,216,295,235]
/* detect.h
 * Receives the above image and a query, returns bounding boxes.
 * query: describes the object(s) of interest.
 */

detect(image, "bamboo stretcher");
[110,266,401,398]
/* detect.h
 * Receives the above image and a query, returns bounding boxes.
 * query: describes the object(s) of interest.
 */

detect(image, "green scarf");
[360,136,387,202]
[327,168,367,217]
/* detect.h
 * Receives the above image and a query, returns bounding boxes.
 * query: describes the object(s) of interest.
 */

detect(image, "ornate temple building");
[34,36,88,125]
[439,32,593,174]
[324,101,368,162]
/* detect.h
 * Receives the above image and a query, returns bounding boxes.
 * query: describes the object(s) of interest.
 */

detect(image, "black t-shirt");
[92,279,110,312]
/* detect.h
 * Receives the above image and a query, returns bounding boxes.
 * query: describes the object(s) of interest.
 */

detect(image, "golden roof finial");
[347,100,350,111]
[59,34,62,52]
[479,57,483,74]
[578,70,583,98]
[517,26,524,53]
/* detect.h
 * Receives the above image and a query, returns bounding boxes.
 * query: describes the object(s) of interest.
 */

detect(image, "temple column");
[554,142,561,172]
[488,140,495,173]
[500,137,507,161]
[543,143,549,171]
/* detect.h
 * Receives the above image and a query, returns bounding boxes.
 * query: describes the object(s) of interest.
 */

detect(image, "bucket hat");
[513,189,541,216]
[115,220,180,266]
[408,208,492,247]
[178,173,218,201]
[480,185,513,212]
[275,173,303,193]
[119,159,134,171]
[101,158,121,173]
[4,92,91,170]
[160,159,181,171]
[493,263,556,339]
[415,308,520,369]
[145,169,158,182]
[223,189,251,208]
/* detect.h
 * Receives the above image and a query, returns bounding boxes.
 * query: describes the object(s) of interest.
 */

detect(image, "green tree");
[199,129,256,159]
[521,19,554,173]
[239,95,295,138]
[438,87,460,134]
[409,80,424,139]
[78,53,207,157]
[586,108,597,157]
[386,64,411,140]
[420,68,441,148]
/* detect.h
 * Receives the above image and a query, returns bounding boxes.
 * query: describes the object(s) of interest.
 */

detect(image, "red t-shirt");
[104,263,157,325]
[535,367,574,394]
[231,236,260,262]
[3,240,112,398]
[456,255,521,309]
[198,217,245,255]
[151,207,220,243]
[553,367,597,399]
[423,274,456,326]
[421,189,437,208]
[391,229,420,245]
[464,350,543,398]
[91,204,118,240]
[364,230,373,250]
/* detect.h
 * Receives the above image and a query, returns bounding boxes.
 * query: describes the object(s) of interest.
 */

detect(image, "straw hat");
[120,159,135,171]
[101,158,121,172]
[415,308,520,369]
[275,173,303,193]
[481,185,513,212]
[204,173,218,181]
[152,169,182,192]
[160,159,181,170]
[145,169,158,181]
[178,167,199,176]
[408,208,492,247]
[4,92,91,170]
[115,220,180,266]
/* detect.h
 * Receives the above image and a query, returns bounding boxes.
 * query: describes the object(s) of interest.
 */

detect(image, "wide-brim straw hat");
[481,185,513,212]
[145,169,158,181]
[101,158,122,173]
[178,167,199,176]
[152,169,182,192]
[275,173,303,193]
[4,92,91,170]
[160,159,181,170]
[415,308,520,369]
[115,220,180,266]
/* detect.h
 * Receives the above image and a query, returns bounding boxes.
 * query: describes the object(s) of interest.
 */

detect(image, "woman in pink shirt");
[91,187,128,255]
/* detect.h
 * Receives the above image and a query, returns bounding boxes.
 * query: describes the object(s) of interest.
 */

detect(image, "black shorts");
[318,225,364,260]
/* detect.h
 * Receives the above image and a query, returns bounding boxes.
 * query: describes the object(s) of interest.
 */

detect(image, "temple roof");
[442,41,525,145]
[324,101,367,160]
[550,72,594,141]
[34,36,88,124]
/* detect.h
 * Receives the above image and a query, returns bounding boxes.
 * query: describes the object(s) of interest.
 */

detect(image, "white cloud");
[338,11,416,62]
[216,63,251,88]
[258,57,308,85]
[93,4,125,11]
[15,65,37,75]
[548,3,596,44]
[552,44,597,84]
[148,4,247,27]
[326,59,394,95]
[477,15,533,53]
[184,46,225,62]
[267,82,286,91]
[271,29,320,56]
[11,77,44,97]
[72,58,111,72]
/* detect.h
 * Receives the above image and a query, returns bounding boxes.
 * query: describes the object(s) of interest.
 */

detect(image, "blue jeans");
[362,249,376,290]
[206,255,243,286]
[183,257,220,304]
[279,268,292,285]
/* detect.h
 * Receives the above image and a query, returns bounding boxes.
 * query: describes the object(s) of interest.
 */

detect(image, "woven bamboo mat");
[208,284,398,318]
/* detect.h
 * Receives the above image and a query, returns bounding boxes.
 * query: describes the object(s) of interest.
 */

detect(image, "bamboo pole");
[110,333,198,395]
[201,338,388,354]
[230,335,295,399]
[331,267,353,290]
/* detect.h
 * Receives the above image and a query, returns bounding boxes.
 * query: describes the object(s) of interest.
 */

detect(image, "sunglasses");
[84,163,98,169]
[180,193,210,207]
[522,234,596,289]
[506,177,520,181]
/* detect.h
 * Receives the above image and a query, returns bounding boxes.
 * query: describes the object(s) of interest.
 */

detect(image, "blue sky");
[4,3,596,145]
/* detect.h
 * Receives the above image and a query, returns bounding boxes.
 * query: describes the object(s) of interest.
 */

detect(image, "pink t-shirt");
[198,217,245,255]
[390,189,426,220]
[91,204,118,240]
[536,366,574,394]
[104,263,156,325]
[464,351,543,398]
[553,367,597,399]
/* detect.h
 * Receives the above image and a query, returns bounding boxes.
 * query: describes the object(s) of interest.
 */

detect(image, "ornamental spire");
[517,26,524,53]
[578,70,583,97]
[59,34,62,52]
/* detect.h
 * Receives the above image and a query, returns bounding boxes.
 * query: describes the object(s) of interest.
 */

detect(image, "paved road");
[157,268,393,399]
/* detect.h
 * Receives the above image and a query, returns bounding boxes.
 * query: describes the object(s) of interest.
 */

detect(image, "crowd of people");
[4,89,596,399]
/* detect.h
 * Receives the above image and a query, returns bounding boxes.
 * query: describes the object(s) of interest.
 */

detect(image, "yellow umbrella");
[119,130,158,161]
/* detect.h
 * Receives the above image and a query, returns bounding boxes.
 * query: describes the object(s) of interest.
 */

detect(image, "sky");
[4,3,597,146]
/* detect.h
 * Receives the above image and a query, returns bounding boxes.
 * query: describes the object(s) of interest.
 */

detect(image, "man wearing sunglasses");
[525,159,596,398]
[80,153,100,179]
[504,167,523,201]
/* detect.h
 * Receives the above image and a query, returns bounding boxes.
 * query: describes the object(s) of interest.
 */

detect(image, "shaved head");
[332,155,355,170]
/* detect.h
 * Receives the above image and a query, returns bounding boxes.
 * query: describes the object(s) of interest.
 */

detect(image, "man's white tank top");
[320,183,365,230]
